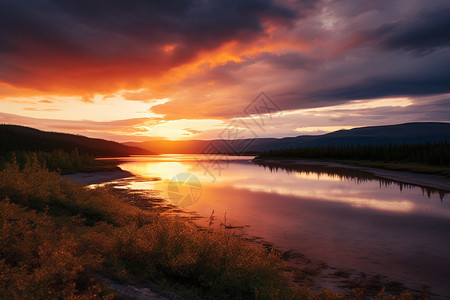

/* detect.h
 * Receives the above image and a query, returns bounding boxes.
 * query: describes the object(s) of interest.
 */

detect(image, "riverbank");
[253,158,450,192]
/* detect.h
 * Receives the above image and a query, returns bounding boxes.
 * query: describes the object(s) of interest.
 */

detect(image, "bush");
[0,200,108,299]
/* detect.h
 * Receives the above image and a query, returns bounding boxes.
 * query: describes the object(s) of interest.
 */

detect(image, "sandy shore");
[253,158,450,192]
[63,169,134,184]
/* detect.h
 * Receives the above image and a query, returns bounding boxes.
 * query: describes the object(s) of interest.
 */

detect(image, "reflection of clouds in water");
[168,172,202,208]
[117,156,449,210]
[116,155,450,217]
[121,161,187,180]
[256,162,448,202]
[233,182,415,213]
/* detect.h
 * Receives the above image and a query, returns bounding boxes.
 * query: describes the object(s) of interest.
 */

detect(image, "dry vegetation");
[0,155,417,299]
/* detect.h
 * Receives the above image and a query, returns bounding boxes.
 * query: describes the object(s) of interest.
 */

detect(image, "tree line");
[0,149,99,173]
[258,141,450,166]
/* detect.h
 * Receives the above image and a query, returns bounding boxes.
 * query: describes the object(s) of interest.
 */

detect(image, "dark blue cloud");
[0,0,296,54]
[383,8,450,54]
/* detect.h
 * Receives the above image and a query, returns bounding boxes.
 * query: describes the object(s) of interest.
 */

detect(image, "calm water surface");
[106,155,450,296]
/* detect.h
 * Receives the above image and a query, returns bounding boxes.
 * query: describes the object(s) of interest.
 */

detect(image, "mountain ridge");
[125,122,450,154]
[2,122,448,156]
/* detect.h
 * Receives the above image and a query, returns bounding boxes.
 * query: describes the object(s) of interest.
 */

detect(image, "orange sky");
[1,0,449,142]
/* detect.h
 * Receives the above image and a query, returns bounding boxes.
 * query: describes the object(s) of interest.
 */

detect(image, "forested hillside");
[258,142,450,166]
[0,125,152,157]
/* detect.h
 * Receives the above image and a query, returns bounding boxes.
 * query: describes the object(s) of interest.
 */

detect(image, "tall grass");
[0,200,107,299]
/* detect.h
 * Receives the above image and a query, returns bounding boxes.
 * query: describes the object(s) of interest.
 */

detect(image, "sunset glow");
[1,0,449,141]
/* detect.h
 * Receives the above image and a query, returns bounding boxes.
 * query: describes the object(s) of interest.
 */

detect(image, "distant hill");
[304,122,450,146]
[3,123,447,157]
[0,125,153,157]
[126,122,450,154]
[124,139,284,154]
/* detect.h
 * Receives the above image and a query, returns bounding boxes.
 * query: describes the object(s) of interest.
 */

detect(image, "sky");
[0,0,449,142]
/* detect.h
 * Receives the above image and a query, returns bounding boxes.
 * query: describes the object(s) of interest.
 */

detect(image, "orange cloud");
[0,0,297,98]
[2,0,449,140]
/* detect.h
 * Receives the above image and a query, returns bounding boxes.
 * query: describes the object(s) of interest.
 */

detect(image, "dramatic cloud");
[0,111,158,141]
[1,0,449,140]
[377,6,450,54]
[147,0,450,120]
[0,0,296,94]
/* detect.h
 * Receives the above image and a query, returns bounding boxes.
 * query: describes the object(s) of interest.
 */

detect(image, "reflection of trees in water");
[255,162,448,202]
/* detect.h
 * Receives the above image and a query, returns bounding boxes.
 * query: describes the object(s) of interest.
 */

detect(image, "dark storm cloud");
[259,52,315,70]
[50,0,296,52]
[0,0,297,88]
[2,0,450,124]
[311,64,450,102]
[378,6,450,54]
[339,96,450,123]
[267,1,450,111]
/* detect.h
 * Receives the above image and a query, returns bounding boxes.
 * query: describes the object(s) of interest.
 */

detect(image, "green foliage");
[259,141,450,166]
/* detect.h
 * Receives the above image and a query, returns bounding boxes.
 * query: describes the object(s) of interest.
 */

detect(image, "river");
[99,154,450,297]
